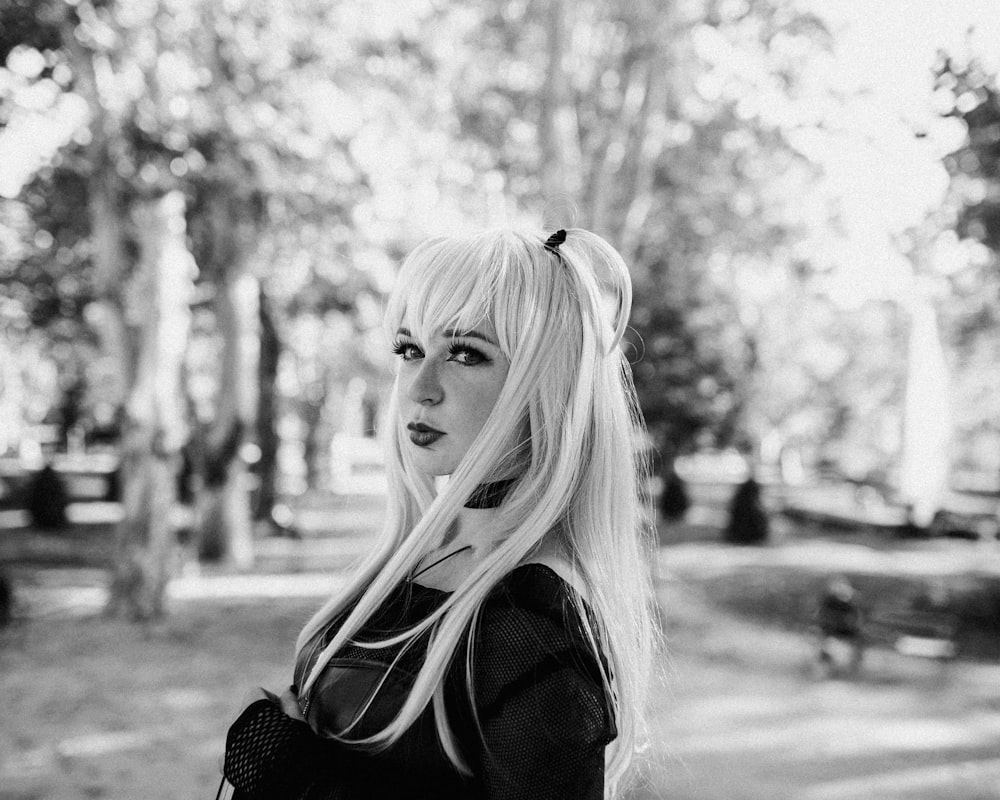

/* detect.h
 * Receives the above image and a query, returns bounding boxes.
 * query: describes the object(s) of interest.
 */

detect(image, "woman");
[220,227,657,799]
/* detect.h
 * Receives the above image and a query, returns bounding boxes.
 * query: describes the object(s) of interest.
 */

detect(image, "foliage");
[445,0,829,458]
[627,274,753,455]
[933,54,1000,483]
[0,0,463,451]
[0,0,923,486]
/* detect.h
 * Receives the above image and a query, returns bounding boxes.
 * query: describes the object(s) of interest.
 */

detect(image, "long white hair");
[296,228,656,796]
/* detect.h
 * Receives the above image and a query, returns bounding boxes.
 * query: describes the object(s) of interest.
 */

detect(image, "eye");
[447,342,489,366]
[391,339,423,362]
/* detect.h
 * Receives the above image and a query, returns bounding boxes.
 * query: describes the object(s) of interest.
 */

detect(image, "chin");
[408,449,459,477]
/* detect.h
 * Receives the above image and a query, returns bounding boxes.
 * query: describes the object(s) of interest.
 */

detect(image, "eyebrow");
[396,327,498,346]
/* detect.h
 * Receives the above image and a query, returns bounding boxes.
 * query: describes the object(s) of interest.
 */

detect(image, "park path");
[645,562,1000,799]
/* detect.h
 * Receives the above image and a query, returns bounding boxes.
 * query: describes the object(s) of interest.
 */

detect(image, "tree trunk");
[614,49,671,264]
[582,53,641,236]
[538,0,582,207]
[87,172,134,392]
[254,285,281,522]
[0,331,26,455]
[578,8,682,252]
[301,376,328,491]
[898,291,952,528]
[106,191,196,620]
[67,24,178,620]
[195,189,259,569]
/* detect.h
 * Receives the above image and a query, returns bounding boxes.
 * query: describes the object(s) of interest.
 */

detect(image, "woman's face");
[394,319,511,476]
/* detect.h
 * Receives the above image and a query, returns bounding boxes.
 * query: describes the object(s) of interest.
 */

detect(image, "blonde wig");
[296,228,657,796]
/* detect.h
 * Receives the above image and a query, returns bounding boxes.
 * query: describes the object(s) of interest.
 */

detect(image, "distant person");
[724,474,769,544]
[0,569,12,627]
[815,576,864,676]
[26,462,69,530]
[659,463,690,521]
[218,229,658,799]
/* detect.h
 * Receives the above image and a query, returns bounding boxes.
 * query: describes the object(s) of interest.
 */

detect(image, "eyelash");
[390,339,490,366]
[391,340,421,361]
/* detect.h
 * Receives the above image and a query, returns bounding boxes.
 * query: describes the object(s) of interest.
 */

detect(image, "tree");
[2,0,867,613]
[2,2,200,617]
[105,192,196,619]
[452,0,827,461]
[1,0,486,614]
[934,54,1000,489]
[253,285,280,522]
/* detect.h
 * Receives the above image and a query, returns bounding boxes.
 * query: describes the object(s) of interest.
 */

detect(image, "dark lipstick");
[407,422,445,447]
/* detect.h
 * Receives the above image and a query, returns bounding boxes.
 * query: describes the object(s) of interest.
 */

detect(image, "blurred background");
[1,0,1000,798]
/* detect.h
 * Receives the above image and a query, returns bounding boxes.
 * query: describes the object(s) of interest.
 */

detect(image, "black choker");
[464,478,518,509]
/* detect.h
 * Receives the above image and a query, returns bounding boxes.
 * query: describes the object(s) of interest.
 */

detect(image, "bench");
[0,455,120,509]
[863,607,958,661]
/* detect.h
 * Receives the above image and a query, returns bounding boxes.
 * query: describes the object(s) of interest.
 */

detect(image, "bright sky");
[795,0,1000,307]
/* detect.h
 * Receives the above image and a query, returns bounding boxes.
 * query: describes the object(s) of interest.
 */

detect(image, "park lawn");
[0,597,314,800]
[697,562,1000,661]
[659,517,1000,663]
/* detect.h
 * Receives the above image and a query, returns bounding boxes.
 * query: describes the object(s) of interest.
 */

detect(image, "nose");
[405,358,443,406]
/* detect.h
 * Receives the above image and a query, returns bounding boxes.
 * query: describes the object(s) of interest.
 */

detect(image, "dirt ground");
[2,503,1000,799]
[646,565,1000,800]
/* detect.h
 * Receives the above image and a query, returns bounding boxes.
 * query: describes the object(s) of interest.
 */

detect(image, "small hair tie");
[543,229,567,255]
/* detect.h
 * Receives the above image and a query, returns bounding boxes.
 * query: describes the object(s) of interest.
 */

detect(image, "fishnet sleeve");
[469,569,616,800]
[223,698,342,799]
[476,659,610,800]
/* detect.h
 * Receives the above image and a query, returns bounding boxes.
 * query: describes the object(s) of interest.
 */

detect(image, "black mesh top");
[222,563,616,800]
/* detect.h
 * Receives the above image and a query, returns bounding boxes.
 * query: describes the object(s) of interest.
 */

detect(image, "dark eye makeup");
[390,337,491,366]
[391,339,423,361]
[446,342,490,365]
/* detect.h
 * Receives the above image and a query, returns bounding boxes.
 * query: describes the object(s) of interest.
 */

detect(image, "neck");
[413,506,502,591]
[451,504,503,551]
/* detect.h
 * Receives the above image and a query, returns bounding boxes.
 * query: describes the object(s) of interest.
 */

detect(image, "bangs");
[386,235,506,347]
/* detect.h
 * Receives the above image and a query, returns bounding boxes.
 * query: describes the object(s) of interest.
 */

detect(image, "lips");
[407,422,445,447]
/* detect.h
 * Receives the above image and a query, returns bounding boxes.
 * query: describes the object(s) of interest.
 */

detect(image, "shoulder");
[464,564,616,744]
[520,553,590,600]
[471,563,608,702]
[495,559,576,596]
[482,562,588,632]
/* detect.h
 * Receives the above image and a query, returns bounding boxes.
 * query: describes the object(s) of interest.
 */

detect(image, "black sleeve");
[477,659,610,800]
[223,698,343,800]
[469,570,616,800]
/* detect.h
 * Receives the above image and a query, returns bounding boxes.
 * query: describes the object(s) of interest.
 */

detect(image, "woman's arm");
[222,691,344,799]
[477,660,610,800]
[470,566,616,800]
